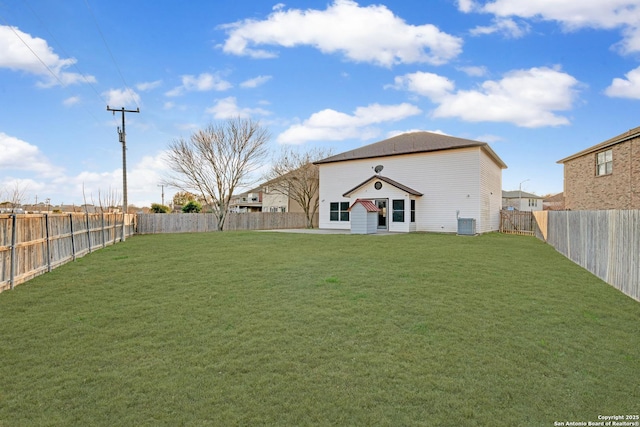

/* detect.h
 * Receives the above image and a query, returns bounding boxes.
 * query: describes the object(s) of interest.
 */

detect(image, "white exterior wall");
[262,192,288,212]
[319,147,502,233]
[479,149,503,233]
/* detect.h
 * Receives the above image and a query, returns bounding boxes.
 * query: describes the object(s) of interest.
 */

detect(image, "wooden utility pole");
[107,105,139,240]
[158,184,165,206]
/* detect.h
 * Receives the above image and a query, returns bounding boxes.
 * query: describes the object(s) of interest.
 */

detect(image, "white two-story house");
[314,131,507,234]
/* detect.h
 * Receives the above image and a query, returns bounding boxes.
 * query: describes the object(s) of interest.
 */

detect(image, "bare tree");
[95,187,122,213]
[264,147,333,228]
[165,117,270,230]
[4,181,28,212]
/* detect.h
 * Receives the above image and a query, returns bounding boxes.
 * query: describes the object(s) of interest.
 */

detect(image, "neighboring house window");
[596,149,613,176]
[528,199,538,207]
[392,199,405,222]
[410,200,416,222]
[330,202,350,221]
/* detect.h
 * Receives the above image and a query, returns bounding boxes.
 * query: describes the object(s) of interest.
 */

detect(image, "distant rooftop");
[502,190,542,199]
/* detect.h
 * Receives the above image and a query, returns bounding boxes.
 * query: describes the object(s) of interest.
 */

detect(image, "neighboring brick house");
[558,126,640,210]
[543,192,565,211]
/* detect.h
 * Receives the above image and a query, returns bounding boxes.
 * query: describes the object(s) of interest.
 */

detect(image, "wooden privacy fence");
[136,212,315,234]
[0,213,135,292]
[535,210,639,302]
[500,210,535,235]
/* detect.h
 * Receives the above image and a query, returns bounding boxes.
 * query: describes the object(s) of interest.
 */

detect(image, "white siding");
[319,147,502,233]
[349,204,377,234]
[262,192,288,212]
[479,148,503,233]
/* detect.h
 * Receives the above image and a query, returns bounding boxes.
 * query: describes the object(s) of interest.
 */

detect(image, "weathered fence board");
[541,210,639,302]
[500,210,535,235]
[0,213,134,292]
[136,212,314,234]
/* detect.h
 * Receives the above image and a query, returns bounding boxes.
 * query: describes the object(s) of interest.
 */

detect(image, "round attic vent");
[374,181,382,190]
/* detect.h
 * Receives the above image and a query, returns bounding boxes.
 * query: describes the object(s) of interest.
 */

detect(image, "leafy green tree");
[181,200,202,213]
[150,203,170,213]
[172,191,197,206]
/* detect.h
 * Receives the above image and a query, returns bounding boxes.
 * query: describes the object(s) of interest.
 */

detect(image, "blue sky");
[1,0,640,208]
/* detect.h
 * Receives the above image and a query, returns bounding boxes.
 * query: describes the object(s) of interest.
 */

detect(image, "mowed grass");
[0,232,638,426]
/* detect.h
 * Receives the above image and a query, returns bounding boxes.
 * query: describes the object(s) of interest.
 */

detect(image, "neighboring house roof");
[348,199,380,212]
[502,190,543,199]
[342,175,423,197]
[544,192,564,203]
[314,131,508,169]
[557,125,640,163]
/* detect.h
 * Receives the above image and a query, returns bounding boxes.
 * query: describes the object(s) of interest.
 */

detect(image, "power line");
[22,0,111,108]
[83,0,140,110]
[14,0,116,127]
[0,8,113,127]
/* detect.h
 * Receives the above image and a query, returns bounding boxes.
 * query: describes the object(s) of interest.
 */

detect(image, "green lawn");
[0,232,638,426]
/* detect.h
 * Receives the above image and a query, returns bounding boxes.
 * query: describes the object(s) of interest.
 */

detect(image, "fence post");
[121,213,126,242]
[69,213,76,261]
[45,213,52,273]
[86,213,92,254]
[9,214,17,290]
[101,213,106,248]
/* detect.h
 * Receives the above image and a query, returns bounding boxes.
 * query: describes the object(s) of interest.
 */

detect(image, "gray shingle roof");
[314,131,507,168]
[502,190,542,199]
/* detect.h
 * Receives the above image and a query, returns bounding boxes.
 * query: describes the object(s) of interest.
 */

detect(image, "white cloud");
[392,67,580,127]
[457,65,488,77]
[0,132,63,177]
[461,0,640,54]
[277,103,422,144]
[605,66,640,98]
[388,71,455,101]
[240,75,272,88]
[0,25,95,87]
[470,17,530,38]
[433,67,580,127]
[136,80,162,91]
[103,88,141,109]
[205,96,271,119]
[63,96,81,107]
[219,0,463,66]
[166,73,232,97]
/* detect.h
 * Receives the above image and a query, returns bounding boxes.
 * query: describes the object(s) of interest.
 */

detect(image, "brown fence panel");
[0,213,132,293]
[500,210,535,235]
[136,212,315,234]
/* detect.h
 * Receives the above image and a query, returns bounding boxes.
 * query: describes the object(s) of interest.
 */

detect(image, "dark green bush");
[181,200,202,213]
[150,203,170,213]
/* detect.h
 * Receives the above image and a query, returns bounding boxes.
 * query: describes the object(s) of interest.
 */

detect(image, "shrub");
[150,203,170,213]
[181,200,202,213]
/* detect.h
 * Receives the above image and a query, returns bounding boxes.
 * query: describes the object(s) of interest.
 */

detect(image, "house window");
[528,199,538,207]
[330,202,350,221]
[392,199,405,222]
[410,200,416,222]
[596,149,613,176]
